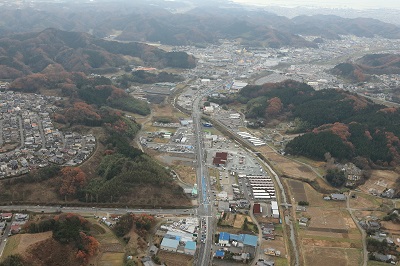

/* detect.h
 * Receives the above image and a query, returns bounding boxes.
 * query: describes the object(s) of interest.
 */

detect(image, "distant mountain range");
[0,2,399,47]
[0,28,196,79]
[331,54,400,82]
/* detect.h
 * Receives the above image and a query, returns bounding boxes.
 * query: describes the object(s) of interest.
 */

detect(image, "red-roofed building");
[215,152,228,161]
[1,213,12,221]
[10,224,21,234]
[213,152,228,166]
[253,203,261,215]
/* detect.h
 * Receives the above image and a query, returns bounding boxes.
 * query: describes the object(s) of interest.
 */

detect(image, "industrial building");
[160,238,179,252]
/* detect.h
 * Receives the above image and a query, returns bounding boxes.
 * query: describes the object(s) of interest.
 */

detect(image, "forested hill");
[209,80,400,167]
[2,2,400,47]
[331,54,400,82]
[0,28,196,79]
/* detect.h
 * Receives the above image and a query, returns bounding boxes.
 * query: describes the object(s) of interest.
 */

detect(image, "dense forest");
[0,28,196,79]
[117,70,184,87]
[209,80,400,167]
[331,54,400,82]
[1,2,400,47]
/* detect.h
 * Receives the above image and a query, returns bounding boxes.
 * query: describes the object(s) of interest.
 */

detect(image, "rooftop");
[160,238,179,249]
[215,250,225,257]
[219,232,230,241]
[185,241,197,250]
[253,203,261,214]
[243,234,258,247]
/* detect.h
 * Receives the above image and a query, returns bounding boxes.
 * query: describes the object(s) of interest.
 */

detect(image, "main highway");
[192,91,213,266]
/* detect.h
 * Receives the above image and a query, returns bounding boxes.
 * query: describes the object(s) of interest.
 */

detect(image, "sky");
[231,0,400,10]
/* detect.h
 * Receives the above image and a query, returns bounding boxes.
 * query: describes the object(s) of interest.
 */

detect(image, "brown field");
[303,183,345,208]
[233,214,252,228]
[257,145,317,181]
[97,253,125,266]
[220,213,236,227]
[2,232,52,259]
[368,261,395,266]
[172,164,197,185]
[353,210,387,221]
[349,193,385,210]
[261,235,287,258]
[14,232,53,253]
[158,250,193,266]
[305,207,355,230]
[152,103,188,121]
[359,170,399,195]
[302,245,361,266]
[286,180,308,203]
[302,230,346,239]
[302,237,359,248]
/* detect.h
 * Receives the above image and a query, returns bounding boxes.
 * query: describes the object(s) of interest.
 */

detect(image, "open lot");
[261,235,287,259]
[302,245,361,266]
[158,250,193,266]
[2,232,52,259]
[257,145,318,181]
[348,192,389,210]
[305,207,355,231]
[303,183,345,208]
[172,164,197,185]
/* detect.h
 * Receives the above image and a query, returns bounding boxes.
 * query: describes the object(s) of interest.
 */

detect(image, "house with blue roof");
[219,232,230,245]
[160,238,179,252]
[184,241,197,256]
[215,250,225,258]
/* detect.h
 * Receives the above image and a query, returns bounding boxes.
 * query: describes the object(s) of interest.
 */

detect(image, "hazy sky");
[231,0,400,9]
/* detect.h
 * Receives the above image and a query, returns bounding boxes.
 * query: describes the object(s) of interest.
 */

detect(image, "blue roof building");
[184,241,197,255]
[215,250,225,258]
[230,234,244,242]
[219,232,230,244]
[160,238,179,252]
[243,234,258,247]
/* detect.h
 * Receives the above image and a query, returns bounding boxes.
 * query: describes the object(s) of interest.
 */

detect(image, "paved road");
[0,206,196,216]
[0,215,15,258]
[192,93,213,266]
[347,191,368,266]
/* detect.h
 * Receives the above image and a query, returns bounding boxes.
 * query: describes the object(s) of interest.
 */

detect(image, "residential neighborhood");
[0,91,96,178]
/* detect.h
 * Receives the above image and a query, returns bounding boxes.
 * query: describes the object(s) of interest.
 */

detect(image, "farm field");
[258,145,317,181]
[158,250,193,266]
[302,245,361,266]
[285,178,363,266]
[1,232,52,260]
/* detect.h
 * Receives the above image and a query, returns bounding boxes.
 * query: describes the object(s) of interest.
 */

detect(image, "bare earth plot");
[256,145,333,192]
[2,231,52,259]
[302,183,343,208]
[158,250,193,266]
[306,207,354,230]
[286,180,308,202]
[349,192,386,210]
[290,183,362,266]
[258,146,317,181]
[302,245,361,266]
